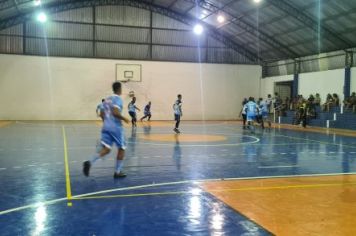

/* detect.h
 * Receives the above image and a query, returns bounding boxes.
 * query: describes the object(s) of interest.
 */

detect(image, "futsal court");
[1,0,356,235]
[1,120,356,235]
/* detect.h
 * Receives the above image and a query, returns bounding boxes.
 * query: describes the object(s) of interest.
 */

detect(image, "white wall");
[259,75,293,99]
[260,69,346,103]
[298,69,345,102]
[0,54,261,120]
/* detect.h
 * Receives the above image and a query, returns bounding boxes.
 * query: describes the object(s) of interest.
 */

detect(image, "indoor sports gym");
[1,0,356,235]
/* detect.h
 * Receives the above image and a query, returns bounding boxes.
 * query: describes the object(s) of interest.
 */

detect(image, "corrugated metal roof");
[0,0,355,63]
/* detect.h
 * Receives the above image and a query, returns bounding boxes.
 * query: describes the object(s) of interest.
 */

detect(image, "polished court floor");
[1,120,356,235]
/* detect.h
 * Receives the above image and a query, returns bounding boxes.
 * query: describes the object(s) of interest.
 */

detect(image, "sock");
[90,154,100,165]
[115,160,124,173]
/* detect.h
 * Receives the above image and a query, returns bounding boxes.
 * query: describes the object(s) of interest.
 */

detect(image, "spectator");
[322,94,334,111]
[314,93,321,106]
[266,94,273,113]
[332,93,340,107]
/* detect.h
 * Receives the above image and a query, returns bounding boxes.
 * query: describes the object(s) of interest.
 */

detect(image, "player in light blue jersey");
[96,99,105,121]
[245,97,259,132]
[83,82,130,178]
[259,98,271,129]
[128,97,140,128]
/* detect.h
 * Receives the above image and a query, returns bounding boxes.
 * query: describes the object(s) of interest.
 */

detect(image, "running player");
[128,97,140,127]
[96,99,105,121]
[240,98,248,129]
[140,101,152,121]
[173,94,183,133]
[245,97,259,132]
[83,82,130,178]
[259,98,271,129]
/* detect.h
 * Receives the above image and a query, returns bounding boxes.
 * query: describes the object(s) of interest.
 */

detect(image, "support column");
[344,51,353,98]
[292,60,300,98]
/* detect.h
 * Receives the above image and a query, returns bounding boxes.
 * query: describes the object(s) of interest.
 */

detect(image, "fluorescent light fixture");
[217,15,225,23]
[37,12,47,23]
[34,0,41,6]
[193,24,203,35]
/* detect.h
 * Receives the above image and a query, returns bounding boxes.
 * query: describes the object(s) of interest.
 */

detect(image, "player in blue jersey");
[128,97,141,127]
[173,94,183,133]
[240,98,248,129]
[259,98,271,129]
[245,97,259,132]
[140,101,152,121]
[96,99,105,121]
[83,82,130,178]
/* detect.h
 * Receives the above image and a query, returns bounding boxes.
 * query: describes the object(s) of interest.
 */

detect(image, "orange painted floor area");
[201,175,356,236]
[0,121,11,127]
[139,133,227,142]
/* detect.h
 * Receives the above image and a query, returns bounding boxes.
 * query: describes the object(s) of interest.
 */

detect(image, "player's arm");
[112,106,129,123]
[99,110,105,120]
[135,106,141,112]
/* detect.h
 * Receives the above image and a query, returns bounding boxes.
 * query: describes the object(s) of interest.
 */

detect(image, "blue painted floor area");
[1,121,356,235]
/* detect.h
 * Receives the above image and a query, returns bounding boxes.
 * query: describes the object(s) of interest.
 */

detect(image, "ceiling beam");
[185,0,299,59]
[267,0,353,49]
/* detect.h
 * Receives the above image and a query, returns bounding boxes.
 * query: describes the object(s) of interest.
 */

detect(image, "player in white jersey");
[128,97,140,127]
[83,82,130,178]
[173,94,183,133]
[259,98,271,129]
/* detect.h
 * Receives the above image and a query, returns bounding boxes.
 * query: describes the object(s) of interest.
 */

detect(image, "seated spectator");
[332,93,340,107]
[322,94,334,111]
[344,92,356,112]
[314,93,321,106]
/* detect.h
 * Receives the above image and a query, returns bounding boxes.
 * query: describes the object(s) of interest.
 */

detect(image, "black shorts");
[129,111,136,119]
[242,114,247,120]
[174,114,181,121]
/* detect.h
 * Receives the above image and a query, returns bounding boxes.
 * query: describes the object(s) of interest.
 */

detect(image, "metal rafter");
[185,0,299,59]
[267,0,353,49]
[0,0,260,62]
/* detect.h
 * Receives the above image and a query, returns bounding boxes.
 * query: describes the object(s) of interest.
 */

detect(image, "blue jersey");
[245,101,258,116]
[102,95,123,131]
[144,104,151,115]
[174,100,182,115]
[259,101,268,113]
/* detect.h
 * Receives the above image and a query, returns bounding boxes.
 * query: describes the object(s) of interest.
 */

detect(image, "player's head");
[101,99,105,103]
[259,98,263,101]
[132,97,136,103]
[148,101,151,105]
[177,94,182,101]
[352,92,356,97]
[249,97,253,101]
[112,82,122,95]
[268,94,271,98]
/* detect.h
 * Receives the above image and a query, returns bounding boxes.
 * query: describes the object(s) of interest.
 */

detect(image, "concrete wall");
[261,69,347,103]
[0,54,261,120]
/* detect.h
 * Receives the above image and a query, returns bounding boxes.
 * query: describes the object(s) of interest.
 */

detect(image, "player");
[83,82,130,178]
[140,101,152,121]
[173,94,183,133]
[96,99,105,121]
[128,97,140,127]
[245,97,259,132]
[259,98,271,129]
[240,98,248,129]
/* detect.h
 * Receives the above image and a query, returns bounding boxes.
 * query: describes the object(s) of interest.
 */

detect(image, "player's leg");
[133,113,137,127]
[174,114,181,133]
[113,128,127,178]
[83,131,112,176]
[148,114,151,121]
[242,114,247,129]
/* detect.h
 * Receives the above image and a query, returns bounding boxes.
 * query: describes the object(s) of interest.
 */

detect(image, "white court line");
[13,166,21,169]
[258,165,298,169]
[1,172,356,216]
[0,168,6,171]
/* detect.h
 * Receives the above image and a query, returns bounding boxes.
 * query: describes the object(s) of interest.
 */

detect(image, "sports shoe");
[113,172,127,178]
[174,128,180,134]
[83,161,91,177]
